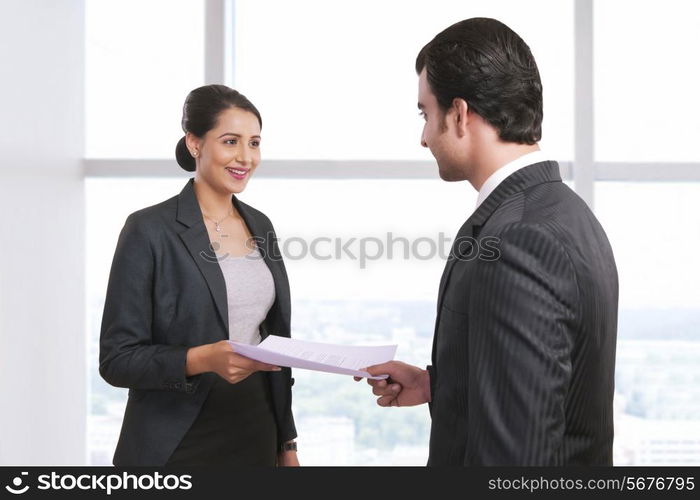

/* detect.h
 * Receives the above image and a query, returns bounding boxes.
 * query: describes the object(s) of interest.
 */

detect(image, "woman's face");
[188,106,261,194]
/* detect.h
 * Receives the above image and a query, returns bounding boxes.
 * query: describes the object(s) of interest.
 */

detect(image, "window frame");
[83,0,700,206]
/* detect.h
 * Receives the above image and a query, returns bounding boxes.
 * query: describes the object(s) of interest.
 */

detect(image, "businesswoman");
[99,84,299,466]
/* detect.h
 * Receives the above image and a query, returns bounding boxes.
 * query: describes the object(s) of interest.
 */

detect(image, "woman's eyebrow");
[217,132,261,139]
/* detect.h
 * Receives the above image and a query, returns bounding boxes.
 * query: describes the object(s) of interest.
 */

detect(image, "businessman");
[358,18,619,465]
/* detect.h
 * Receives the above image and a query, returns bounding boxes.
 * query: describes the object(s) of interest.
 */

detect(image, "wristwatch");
[279,441,297,452]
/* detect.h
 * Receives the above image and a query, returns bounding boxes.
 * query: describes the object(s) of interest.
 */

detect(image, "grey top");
[217,246,276,345]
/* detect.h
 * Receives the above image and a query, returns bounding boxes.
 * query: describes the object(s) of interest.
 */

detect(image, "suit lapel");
[431,215,476,364]
[175,178,288,341]
[436,217,475,312]
[176,178,230,334]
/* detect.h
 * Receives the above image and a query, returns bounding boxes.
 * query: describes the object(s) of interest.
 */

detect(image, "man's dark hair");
[416,17,543,144]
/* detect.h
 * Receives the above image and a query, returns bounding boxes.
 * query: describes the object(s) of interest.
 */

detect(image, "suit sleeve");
[465,223,579,465]
[99,214,199,393]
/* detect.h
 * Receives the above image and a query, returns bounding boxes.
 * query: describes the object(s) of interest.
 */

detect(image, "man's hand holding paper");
[229,335,397,380]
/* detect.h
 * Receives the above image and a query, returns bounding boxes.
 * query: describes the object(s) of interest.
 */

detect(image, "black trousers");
[165,372,278,466]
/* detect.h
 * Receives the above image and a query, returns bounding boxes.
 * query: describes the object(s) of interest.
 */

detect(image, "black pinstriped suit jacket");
[426,161,618,465]
[99,177,296,465]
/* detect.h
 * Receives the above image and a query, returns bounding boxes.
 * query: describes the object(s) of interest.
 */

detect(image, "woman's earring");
[192,150,198,157]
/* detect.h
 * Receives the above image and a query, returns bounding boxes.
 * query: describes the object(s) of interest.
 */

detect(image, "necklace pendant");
[215,224,221,232]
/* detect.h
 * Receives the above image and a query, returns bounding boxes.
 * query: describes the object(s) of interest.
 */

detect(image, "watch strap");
[279,441,297,452]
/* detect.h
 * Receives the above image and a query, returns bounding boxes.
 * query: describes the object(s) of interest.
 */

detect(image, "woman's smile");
[225,166,250,180]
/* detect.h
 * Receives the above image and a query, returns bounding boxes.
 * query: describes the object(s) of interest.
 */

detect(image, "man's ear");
[451,98,469,137]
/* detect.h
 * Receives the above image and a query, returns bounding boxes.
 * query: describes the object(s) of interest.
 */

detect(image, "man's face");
[417,68,467,181]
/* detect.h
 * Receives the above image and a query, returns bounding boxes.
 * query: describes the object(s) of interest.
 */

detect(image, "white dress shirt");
[475,150,552,209]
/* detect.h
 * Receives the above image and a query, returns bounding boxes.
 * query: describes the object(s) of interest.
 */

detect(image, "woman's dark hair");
[415,17,543,144]
[175,84,262,171]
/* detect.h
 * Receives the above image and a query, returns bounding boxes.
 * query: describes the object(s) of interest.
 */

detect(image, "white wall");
[0,0,86,464]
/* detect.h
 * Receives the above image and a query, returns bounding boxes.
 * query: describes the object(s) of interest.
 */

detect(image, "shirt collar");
[475,150,550,208]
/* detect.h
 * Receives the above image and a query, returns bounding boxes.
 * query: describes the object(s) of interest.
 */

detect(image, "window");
[234,0,574,160]
[85,0,205,158]
[594,0,700,162]
[85,0,699,465]
[596,182,700,465]
[85,175,477,464]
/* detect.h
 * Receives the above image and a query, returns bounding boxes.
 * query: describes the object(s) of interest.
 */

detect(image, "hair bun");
[175,136,196,172]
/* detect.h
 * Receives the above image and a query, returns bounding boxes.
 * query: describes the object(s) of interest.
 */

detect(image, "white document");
[229,335,397,380]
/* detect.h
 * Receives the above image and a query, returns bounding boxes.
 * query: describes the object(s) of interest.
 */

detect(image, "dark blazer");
[427,161,618,465]
[99,177,296,466]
